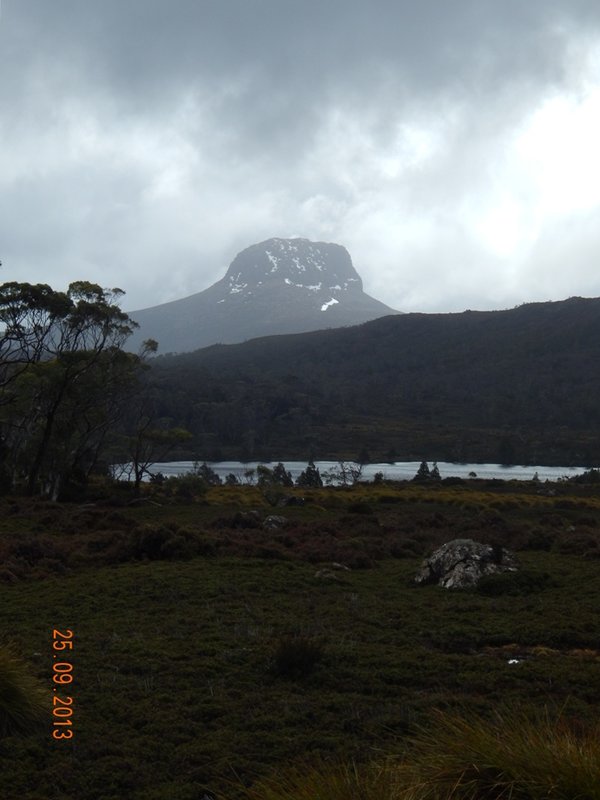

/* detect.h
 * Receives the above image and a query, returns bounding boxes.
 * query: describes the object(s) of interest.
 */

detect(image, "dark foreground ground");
[1,476,600,799]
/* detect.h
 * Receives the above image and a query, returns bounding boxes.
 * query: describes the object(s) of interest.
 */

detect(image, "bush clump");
[271,634,326,679]
[346,501,375,515]
[476,569,558,596]
[556,531,600,556]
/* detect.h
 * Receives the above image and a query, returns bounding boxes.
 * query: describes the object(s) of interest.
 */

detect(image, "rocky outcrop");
[415,538,518,589]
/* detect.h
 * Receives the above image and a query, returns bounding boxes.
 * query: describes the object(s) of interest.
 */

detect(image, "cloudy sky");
[2,1,600,313]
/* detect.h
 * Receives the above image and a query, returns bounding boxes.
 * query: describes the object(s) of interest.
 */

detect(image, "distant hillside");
[128,237,399,353]
[149,296,600,466]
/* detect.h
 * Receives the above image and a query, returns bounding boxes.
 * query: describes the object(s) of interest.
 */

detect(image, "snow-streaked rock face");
[128,237,399,354]
[222,238,363,308]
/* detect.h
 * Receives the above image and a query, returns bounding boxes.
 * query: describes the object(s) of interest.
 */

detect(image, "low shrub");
[270,634,326,679]
[13,536,61,565]
[442,476,465,486]
[135,527,174,560]
[132,526,218,561]
[163,474,208,500]
[555,531,600,556]
[377,494,405,504]
[338,515,380,535]
[390,538,426,558]
[211,512,262,530]
[476,569,558,596]
[524,528,555,551]
[347,501,375,515]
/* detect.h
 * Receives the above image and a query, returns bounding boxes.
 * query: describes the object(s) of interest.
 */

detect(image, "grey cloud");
[2,1,600,310]
[6,2,592,130]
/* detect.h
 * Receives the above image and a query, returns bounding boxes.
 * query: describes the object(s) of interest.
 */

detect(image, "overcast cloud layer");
[2,0,600,313]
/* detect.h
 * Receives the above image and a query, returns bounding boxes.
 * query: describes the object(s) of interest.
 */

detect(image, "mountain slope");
[128,237,398,353]
[149,296,600,465]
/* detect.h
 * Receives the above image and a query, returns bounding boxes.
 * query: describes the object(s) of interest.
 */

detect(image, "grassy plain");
[1,477,600,798]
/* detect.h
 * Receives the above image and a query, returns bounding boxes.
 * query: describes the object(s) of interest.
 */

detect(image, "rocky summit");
[127,238,399,353]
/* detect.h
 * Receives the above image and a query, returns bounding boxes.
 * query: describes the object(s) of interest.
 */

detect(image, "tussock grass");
[400,708,600,800]
[0,646,47,736]
[243,759,403,800]
[245,709,600,800]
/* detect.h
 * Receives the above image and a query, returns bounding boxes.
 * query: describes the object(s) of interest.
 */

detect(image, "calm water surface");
[147,460,588,483]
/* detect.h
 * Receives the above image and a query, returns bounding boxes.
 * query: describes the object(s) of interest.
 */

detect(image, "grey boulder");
[415,538,518,589]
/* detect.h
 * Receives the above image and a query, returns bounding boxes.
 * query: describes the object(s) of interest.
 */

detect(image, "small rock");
[263,515,288,529]
[314,569,337,579]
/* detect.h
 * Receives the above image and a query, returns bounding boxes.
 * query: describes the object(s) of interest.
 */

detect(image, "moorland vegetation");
[1,473,600,798]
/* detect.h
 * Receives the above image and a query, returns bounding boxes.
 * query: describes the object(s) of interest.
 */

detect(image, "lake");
[141,460,589,483]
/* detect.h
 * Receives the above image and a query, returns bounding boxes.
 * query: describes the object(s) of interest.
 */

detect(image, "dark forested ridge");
[149,296,600,466]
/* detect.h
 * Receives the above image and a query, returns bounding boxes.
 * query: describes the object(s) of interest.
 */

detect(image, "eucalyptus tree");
[0,280,141,496]
[0,282,72,391]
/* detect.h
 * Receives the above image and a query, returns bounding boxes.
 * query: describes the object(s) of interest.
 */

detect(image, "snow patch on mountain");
[282,279,325,293]
[321,298,340,311]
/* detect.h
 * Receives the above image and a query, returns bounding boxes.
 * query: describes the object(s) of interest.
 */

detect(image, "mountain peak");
[129,237,398,353]
[223,238,364,297]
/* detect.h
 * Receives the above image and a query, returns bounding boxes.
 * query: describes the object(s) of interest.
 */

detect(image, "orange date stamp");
[52,629,74,740]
